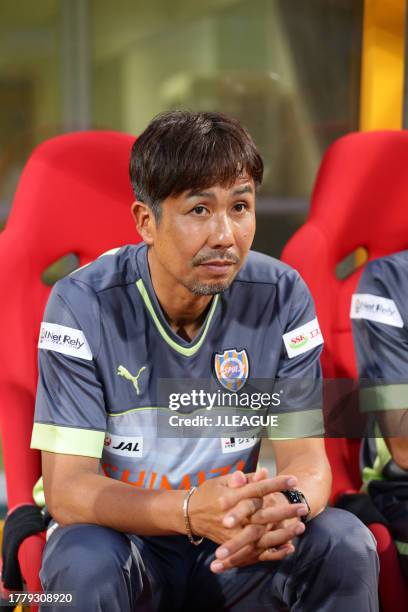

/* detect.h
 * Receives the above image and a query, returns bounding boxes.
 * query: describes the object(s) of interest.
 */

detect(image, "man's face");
[143,176,256,296]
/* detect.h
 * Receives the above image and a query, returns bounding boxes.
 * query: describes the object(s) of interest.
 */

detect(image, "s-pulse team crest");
[214,349,249,391]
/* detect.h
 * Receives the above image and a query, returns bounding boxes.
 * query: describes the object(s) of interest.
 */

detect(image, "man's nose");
[207,213,234,249]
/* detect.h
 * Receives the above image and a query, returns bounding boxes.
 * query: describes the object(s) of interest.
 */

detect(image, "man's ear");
[131,201,156,245]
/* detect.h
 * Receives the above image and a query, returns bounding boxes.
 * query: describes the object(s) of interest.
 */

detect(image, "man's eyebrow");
[186,185,254,199]
[231,185,254,196]
[186,190,216,199]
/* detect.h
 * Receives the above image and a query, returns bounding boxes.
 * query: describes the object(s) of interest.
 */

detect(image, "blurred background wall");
[0,0,363,255]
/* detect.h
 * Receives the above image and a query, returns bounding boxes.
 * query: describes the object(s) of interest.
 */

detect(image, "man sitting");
[31,110,379,611]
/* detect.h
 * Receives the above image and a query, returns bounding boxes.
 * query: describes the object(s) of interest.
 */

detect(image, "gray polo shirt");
[351,251,408,482]
[31,244,323,490]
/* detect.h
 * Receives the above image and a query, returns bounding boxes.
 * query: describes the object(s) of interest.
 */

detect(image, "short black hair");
[129,110,263,219]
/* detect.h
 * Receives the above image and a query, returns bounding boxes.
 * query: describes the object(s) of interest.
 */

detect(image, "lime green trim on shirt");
[360,384,408,412]
[31,423,104,458]
[361,425,392,491]
[108,406,174,416]
[108,405,289,417]
[395,540,408,556]
[33,476,45,507]
[136,279,219,357]
[268,408,324,440]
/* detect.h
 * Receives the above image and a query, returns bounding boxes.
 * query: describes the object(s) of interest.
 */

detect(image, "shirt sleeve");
[351,258,408,417]
[31,277,107,458]
[270,271,324,439]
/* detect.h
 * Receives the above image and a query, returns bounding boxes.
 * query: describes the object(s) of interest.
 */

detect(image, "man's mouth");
[199,260,236,275]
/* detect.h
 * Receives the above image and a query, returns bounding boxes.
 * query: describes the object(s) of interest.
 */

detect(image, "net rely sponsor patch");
[350,293,403,328]
[38,322,92,360]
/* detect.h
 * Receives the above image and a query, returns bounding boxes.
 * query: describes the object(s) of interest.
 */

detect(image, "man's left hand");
[210,470,307,573]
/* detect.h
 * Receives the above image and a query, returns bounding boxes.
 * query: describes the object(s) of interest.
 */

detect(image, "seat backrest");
[283,130,408,377]
[0,131,140,508]
[282,130,408,493]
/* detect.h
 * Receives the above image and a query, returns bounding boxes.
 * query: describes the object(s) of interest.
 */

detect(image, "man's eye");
[234,202,248,212]
[192,205,208,215]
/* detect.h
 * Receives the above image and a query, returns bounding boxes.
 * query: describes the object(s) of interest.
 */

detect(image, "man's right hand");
[187,470,302,546]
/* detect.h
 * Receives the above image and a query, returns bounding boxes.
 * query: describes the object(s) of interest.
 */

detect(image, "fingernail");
[297,506,308,516]
[286,477,297,487]
[216,547,229,559]
[211,562,224,573]
[223,516,235,527]
[295,523,305,535]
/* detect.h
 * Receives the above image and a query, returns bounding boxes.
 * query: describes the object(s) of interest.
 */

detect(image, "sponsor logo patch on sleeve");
[103,434,143,457]
[350,294,403,328]
[38,322,93,360]
[283,317,324,359]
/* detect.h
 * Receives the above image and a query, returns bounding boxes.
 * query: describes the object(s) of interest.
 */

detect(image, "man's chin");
[184,278,233,296]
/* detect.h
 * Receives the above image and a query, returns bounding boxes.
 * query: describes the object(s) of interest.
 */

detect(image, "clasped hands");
[188,468,309,573]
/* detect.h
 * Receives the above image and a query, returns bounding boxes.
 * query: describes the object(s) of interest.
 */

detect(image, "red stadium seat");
[282,130,408,611]
[0,131,140,604]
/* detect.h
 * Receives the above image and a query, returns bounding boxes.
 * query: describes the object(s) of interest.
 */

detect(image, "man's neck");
[147,249,213,341]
